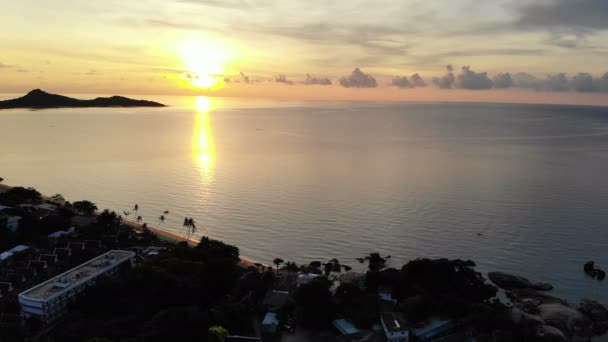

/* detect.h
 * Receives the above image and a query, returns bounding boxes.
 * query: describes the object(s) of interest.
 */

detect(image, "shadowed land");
[0,89,165,109]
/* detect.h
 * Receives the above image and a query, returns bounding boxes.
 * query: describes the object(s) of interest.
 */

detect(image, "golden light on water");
[192,96,216,175]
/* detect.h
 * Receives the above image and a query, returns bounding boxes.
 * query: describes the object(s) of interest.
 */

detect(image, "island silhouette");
[0,89,165,109]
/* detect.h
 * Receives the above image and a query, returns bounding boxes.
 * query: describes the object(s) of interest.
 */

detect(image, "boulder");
[584,261,595,273]
[488,272,554,291]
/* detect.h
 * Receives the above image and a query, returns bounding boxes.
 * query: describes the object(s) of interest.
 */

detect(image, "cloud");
[391,76,412,88]
[0,62,11,68]
[392,73,427,88]
[304,74,332,85]
[517,0,608,31]
[339,68,378,88]
[177,0,267,10]
[410,73,427,87]
[456,66,494,90]
[571,72,608,92]
[513,72,539,89]
[432,65,455,89]
[493,73,513,89]
[240,71,250,83]
[275,74,294,85]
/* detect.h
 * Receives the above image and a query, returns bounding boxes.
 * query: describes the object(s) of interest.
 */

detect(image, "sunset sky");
[2,0,608,104]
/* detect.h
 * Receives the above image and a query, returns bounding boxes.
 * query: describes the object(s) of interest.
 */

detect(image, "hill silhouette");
[0,89,165,109]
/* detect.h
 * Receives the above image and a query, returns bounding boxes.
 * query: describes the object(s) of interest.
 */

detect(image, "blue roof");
[262,312,279,326]
[333,319,361,335]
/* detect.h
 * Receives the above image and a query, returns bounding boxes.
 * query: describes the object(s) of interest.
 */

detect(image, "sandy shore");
[0,182,261,269]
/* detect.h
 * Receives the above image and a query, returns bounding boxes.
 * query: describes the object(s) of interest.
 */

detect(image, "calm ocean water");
[1,95,607,303]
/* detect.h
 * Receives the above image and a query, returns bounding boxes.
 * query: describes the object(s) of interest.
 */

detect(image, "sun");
[181,39,229,89]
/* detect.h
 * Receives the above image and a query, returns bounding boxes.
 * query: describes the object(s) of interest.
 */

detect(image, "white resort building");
[18,250,135,323]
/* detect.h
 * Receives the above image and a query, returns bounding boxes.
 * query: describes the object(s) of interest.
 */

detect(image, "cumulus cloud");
[0,62,9,68]
[410,73,427,87]
[432,65,455,89]
[456,66,494,90]
[513,72,539,89]
[304,74,332,85]
[391,76,412,88]
[275,74,294,85]
[339,68,378,88]
[571,72,608,92]
[392,73,427,88]
[493,73,513,89]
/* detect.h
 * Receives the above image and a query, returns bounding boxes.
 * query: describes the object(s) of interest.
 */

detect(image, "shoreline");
[0,182,261,269]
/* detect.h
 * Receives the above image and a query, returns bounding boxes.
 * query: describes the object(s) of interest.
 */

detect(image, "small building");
[413,319,453,341]
[380,312,410,342]
[262,290,291,312]
[18,250,135,324]
[0,215,22,232]
[333,318,361,336]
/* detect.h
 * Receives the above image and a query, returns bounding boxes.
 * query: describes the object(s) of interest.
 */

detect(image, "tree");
[273,258,284,272]
[159,215,165,224]
[136,215,143,225]
[208,325,229,342]
[97,209,121,227]
[1,186,41,204]
[0,177,3,182]
[123,211,131,221]
[133,204,139,219]
[51,193,65,203]
[295,277,334,329]
[72,200,98,215]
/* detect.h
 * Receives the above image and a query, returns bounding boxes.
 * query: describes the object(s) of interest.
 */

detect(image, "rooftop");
[380,312,408,333]
[19,250,134,301]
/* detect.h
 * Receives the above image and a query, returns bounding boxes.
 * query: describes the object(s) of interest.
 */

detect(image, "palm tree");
[159,215,165,225]
[133,204,139,219]
[123,211,131,222]
[136,215,142,226]
[186,218,197,240]
[273,258,284,272]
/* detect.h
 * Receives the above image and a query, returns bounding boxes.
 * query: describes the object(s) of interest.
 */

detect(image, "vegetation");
[0,186,41,204]
[51,237,244,341]
[72,200,98,215]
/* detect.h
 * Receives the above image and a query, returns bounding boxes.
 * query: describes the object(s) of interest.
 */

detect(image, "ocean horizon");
[1,96,607,304]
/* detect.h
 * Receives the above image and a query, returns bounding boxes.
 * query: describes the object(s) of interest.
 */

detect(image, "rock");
[488,272,554,291]
[538,303,592,336]
[579,300,608,322]
[595,268,606,280]
[584,261,595,273]
[535,325,568,342]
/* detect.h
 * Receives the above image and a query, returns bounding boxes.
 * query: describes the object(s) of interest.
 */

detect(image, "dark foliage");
[0,186,41,205]
[72,200,98,215]
[295,277,334,329]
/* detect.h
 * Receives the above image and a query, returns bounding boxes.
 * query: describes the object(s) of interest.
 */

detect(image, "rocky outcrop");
[488,272,554,291]
[584,261,606,280]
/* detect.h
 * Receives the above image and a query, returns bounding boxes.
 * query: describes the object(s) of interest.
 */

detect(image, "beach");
[0,182,260,269]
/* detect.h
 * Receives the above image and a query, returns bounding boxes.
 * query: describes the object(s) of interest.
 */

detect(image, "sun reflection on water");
[192,96,216,182]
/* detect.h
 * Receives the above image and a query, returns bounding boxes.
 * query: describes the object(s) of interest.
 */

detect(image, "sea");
[1,94,607,304]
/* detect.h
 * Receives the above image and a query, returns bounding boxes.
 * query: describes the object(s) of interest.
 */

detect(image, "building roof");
[262,312,279,326]
[413,319,453,338]
[19,250,134,302]
[262,290,290,311]
[1,215,21,223]
[380,312,408,333]
[333,319,361,335]
[0,245,30,261]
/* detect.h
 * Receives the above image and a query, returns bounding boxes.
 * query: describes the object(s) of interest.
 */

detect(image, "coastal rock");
[584,261,595,273]
[537,303,591,334]
[488,272,554,291]
[579,300,608,335]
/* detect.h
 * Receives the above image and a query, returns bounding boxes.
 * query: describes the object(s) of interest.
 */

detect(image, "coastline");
[0,182,260,269]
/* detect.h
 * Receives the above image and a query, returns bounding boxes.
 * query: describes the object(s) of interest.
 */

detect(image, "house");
[48,226,76,239]
[0,245,30,262]
[413,319,454,341]
[380,312,410,342]
[261,311,280,341]
[333,318,361,336]
[262,290,291,312]
[0,215,22,232]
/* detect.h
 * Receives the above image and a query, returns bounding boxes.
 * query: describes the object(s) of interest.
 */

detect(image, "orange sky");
[2,0,608,105]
